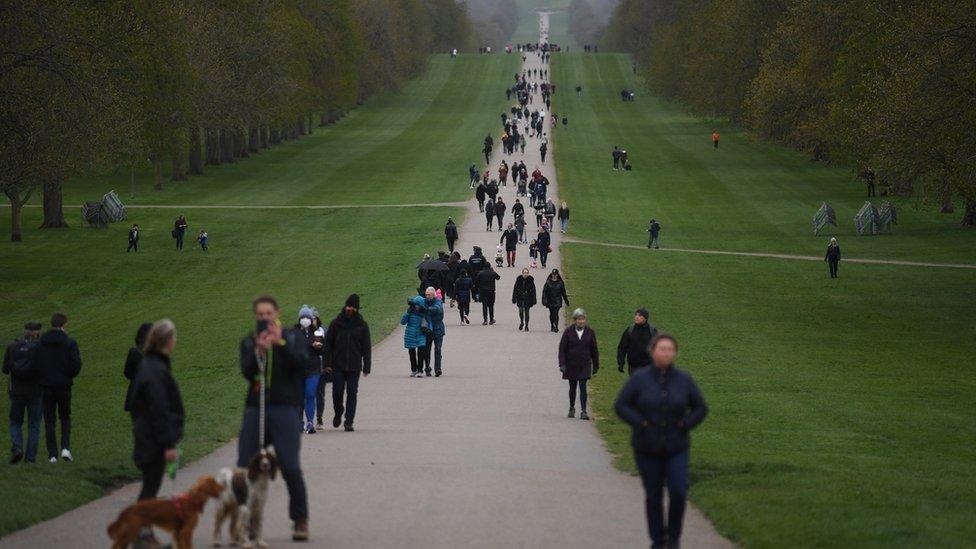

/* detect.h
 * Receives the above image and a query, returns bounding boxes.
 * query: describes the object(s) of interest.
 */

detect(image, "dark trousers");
[486,215,494,230]
[447,238,456,253]
[408,347,427,373]
[237,405,308,521]
[9,394,42,461]
[138,457,166,501]
[518,305,531,327]
[481,293,496,321]
[332,369,360,426]
[506,250,516,266]
[315,374,329,422]
[424,335,443,373]
[477,199,484,212]
[127,240,138,252]
[713,140,719,149]
[175,231,185,250]
[828,260,839,278]
[42,386,71,458]
[547,306,560,329]
[635,449,689,548]
[496,214,504,229]
[457,300,470,321]
[568,379,588,409]
[539,251,549,267]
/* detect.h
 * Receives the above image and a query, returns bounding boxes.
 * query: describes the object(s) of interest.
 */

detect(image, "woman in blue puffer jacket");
[420,287,446,377]
[401,295,430,378]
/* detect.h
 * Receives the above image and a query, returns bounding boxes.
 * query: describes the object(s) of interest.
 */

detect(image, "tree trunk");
[171,147,188,182]
[248,126,260,153]
[153,160,163,191]
[233,129,248,159]
[261,126,270,149]
[297,116,306,136]
[270,127,281,145]
[319,112,328,126]
[205,128,221,165]
[306,114,313,134]
[219,129,235,163]
[961,198,976,226]
[40,180,67,228]
[7,194,24,242]
[939,183,954,213]
[188,127,204,174]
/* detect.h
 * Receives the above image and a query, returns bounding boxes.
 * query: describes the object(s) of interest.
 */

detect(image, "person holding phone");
[238,296,313,541]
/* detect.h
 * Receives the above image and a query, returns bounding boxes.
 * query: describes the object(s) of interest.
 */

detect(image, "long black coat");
[445,222,459,242]
[325,312,372,374]
[825,245,841,262]
[558,326,599,380]
[123,346,143,412]
[616,323,657,372]
[512,275,537,307]
[130,353,184,468]
[541,279,569,309]
[614,365,707,455]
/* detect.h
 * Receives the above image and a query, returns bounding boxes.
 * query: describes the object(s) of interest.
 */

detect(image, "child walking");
[529,240,539,268]
[197,229,208,251]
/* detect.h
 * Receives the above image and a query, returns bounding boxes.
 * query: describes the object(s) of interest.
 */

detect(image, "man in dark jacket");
[475,182,486,212]
[127,224,139,252]
[616,308,657,374]
[238,296,313,541]
[3,322,43,464]
[500,223,519,267]
[445,218,459,253]
[468,246,487,279]
[34,313,82,462]
[474,266,501,325]
[324,294,371,432]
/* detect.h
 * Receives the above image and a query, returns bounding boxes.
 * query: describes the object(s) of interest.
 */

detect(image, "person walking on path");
[540,141,548,163]
[512,268,537,331]
[485,199,496,231]
[711,131,720,149]
[647,219,661,249]
[616,308,657,374]
[515,214,528,245]
[499,161,509,187]
[324,294,371,431]
[296,305,323,434]
[238,296,313,541]
[312,315,329,430]
[127,224,139,252]
[558,308,599,420]
[500,223,519,267]
[614,333,708,549]
[420,288,446,377]
[495,197,507,231]
[35,313,82,463]
[475,182,486,212]
[123,322,153,415]
[401,295,430,377]
[825,237,841,278]
[537,228,552,268]
[558,202,570,233]
[541,269,569,333]
[544,199,557,229]
[4,322,43,464]
[469,163,479,187]
[474,265,501,325]
[445,217,459,253]
[454,269,473,325]
[511,198,525,222]
[173,214,188,251]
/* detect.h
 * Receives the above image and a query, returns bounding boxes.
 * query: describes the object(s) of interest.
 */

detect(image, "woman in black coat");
[130,319,185,502]
[445,217,459,253]
[558,308,599,420]
[512,268,537,331]
[454,269,474,325]
[485,199,496,231]
[825,237,841,278]
[541,269,569,333]
[614,333,707,549]
[123,322,153,413]
[537,228,552,267]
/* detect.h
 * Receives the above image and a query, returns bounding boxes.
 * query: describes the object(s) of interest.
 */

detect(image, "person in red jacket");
[711,131,720,149]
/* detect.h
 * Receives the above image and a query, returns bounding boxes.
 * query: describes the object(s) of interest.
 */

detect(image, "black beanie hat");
[345,294,360,309]
[635,308,649,321]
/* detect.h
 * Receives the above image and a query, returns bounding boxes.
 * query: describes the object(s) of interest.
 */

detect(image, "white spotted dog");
[213,449,277,548]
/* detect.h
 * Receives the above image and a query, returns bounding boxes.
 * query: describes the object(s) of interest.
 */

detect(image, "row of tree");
[601,0,976,224]
[1,0,473,241]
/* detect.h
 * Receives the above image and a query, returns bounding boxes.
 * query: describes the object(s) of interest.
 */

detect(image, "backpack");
[7,339,37,379]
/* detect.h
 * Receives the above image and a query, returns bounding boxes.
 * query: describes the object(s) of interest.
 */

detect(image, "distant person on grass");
[4,321,42,464]
[558,308,599,420]
[712,131,720,149]
[238,295,312,541]
[825,237,841,278]
[325,294,372,429]
[558,202,569,233]
[616,308,657,374]
[123,322,153,415]
[612,146,621,170]
[614,333,708,549]
[541,269,569,333]
[35,313,82,463]
[173,214,188,251]
[647,219,661,249]
[127,224,139,252]
[197,229,208,251]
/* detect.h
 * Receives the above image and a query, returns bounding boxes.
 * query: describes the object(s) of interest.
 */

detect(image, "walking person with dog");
[3,322,43,464]
[34,313,82,463]
[128,318,185,546]
[324,294,371,430]
[614,333,708,549]
[237,296,313,541]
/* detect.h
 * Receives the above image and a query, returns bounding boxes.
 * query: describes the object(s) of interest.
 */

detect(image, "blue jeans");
[332,370,361,426]
[9,394,42,462]
[303,375,320,426]
[635,449,689,547]
[238,405,307,521]
[424,335,444,374]
[560,219,568,232]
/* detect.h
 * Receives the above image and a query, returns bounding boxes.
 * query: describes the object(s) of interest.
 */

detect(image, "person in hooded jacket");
[617,308,658,375]
[558,309,599,420]
[614,333,707,549]
[512,268,537,331]
[401,295,430,377]
[474,266,501,324]
[130,319,185,502]
[420,287,446,377]
[123,322,154,414]
[495,197,507,231]
[485,199,496,231]
[541,269,570,332]
[295,305,324,434]
[475,182,487,212]
[312,315,330,429]
[445,217,459,253]
[34,313,82,463]
[537,228,552,268]
[468,246,487,280]
[454,269,474,325]
[324,294,371,431]
[4,322,43,464]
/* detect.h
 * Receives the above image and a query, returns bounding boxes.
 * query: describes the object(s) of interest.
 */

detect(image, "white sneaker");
[61,449,73,462]
[49,456,57,463]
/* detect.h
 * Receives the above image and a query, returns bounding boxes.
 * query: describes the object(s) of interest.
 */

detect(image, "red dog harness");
[171,493,191,522]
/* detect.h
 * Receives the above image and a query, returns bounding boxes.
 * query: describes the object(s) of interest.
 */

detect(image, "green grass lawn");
[0,52,516,536]
[551,53,976,264]
[553,53,976,547]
